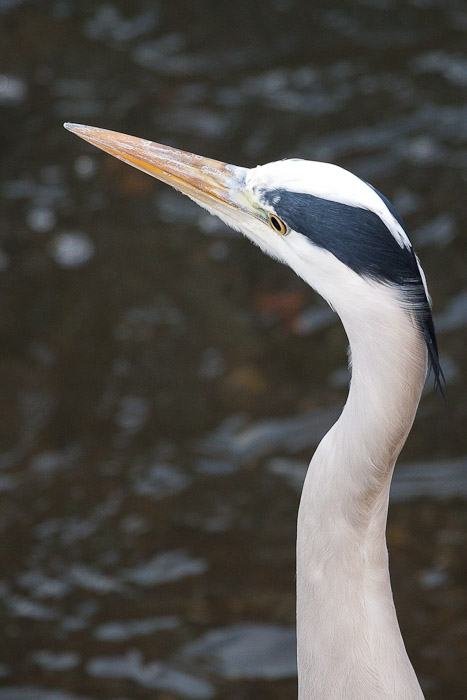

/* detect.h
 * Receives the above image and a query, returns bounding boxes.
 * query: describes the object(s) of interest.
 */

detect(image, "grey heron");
[64,123,442,700]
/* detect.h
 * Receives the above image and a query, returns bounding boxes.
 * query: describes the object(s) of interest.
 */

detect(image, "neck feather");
[296,300,427,700]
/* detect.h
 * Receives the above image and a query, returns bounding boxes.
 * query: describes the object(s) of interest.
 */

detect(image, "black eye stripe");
[263,189,416,285]
[261,187,443,395]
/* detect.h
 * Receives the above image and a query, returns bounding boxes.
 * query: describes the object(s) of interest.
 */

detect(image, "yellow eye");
[268,214,288,235]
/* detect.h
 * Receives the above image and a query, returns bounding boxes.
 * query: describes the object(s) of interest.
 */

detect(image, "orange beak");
[64,123,258,226]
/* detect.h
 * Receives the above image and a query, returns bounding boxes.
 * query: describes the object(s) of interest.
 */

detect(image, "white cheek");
[240,220,290,263]
[226,210,378,320]
[198,193,407,347]
[279,232,403,329]
[281,232,353,306]
[184,187,290,263]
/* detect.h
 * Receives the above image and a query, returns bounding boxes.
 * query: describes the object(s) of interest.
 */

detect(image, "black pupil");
[271,216,282,231]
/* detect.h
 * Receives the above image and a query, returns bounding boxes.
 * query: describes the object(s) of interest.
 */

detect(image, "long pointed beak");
[64,123,258,226]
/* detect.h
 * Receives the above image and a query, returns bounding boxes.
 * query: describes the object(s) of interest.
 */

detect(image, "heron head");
[64,124,442,391]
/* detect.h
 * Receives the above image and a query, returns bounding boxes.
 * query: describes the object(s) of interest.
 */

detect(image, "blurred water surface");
[0,1,466,699]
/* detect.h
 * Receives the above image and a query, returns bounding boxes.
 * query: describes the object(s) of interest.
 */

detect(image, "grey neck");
[296,311,427,700]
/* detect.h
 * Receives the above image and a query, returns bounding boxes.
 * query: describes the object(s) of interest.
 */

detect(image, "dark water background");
[1,1,467,698]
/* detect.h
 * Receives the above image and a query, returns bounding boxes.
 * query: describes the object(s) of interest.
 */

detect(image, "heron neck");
[296,308,427,700]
